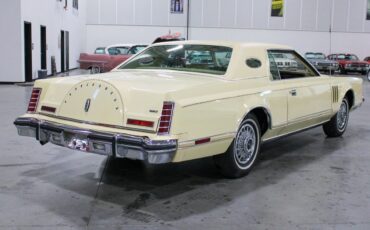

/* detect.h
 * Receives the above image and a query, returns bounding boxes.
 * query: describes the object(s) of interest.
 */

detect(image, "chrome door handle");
[290,89,297,96]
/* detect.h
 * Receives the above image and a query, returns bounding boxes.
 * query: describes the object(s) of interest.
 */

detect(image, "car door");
[268,50,332,132]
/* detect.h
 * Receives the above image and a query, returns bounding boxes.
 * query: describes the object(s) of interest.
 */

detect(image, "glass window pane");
[268,50,318,79]
[119,45,233,76]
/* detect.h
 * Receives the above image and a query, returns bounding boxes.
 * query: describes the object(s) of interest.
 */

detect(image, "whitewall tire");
[323,97,349,137]
[214,113,261,178]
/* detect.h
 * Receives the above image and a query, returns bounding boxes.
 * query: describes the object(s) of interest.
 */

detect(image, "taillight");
[158,102,174,135]
[127,119,154,128]
[27,88,42,113]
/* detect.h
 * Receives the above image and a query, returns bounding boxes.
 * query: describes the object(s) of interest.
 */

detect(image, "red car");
[327,53,369,75]
[78,44,147,74]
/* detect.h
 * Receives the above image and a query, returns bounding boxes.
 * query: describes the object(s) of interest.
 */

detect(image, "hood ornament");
[84,99,91,112]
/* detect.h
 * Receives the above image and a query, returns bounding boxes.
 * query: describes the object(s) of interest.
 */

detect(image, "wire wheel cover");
[234,123,257,165]
[337,100,348,131]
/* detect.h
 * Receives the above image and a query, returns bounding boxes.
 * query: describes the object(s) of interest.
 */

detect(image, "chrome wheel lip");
[337,100,349,132]
[233,119,260,170]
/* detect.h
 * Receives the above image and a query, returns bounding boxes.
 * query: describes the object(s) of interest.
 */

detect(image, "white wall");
[20,0,86,80]
[86,0,370,59]
[86,25,186,53]
[0,0,22,82]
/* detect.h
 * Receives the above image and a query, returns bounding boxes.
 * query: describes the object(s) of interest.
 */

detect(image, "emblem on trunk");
[84,99,91,112]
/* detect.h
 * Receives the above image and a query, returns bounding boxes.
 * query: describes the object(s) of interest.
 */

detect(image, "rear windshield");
[119,45,233,75]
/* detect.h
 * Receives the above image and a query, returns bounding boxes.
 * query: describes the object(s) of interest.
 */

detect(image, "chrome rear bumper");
[14,117,177,164]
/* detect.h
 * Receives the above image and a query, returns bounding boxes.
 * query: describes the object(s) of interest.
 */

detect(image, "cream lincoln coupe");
[14,41,364,178]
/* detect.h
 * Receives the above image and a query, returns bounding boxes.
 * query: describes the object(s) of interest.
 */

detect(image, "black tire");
[323,97,349,137]
[214,113,261,178]
[90,66,101,74]
[367,70,370,81]
[340,67,347,75]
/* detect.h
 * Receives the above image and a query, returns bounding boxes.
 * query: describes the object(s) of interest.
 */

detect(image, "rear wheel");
[323,97,349,137]
[214,114,261,178]
[90,66,101,74]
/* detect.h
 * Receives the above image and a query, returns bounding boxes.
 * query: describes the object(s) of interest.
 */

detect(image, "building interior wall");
[0,0,22,82]
[1,0,370,82]
[20,0,86,80]
[86,0,370,59]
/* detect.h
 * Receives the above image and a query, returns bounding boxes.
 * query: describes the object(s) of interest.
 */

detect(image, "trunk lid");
[38,70,221,131]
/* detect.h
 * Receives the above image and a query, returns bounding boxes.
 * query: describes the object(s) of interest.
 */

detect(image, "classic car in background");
[14,41,363,178]
[152,32,185,44]
[78,44,147,74]
[327,53,369,75]
[271,52,298,71]
[305,52,339,74]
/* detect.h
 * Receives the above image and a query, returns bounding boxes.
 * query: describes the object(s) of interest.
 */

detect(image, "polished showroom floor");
[0,73,369,230]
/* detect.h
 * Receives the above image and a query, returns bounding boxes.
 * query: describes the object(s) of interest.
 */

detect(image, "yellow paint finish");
[22,41,364,163]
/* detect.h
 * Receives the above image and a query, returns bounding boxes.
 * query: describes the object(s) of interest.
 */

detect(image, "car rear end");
[13,76,182,164]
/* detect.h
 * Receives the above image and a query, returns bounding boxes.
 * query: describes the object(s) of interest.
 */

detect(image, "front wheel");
[214,114,261,178]
[323,97,349,137]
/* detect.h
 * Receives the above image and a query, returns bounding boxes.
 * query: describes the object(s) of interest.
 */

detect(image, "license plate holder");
[68,137,90,152]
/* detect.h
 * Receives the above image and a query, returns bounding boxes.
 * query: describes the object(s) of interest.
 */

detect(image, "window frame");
[267,49,320,81]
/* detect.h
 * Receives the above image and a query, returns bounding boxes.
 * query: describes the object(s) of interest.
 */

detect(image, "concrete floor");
[0,73,369,230]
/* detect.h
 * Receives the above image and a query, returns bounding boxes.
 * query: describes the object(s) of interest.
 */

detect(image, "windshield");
[128,45,147,54]
[119,44,233,75]
[305,53,325,59]
[94,48,105,54]
[337,54,359,61]
[115,47,130,55]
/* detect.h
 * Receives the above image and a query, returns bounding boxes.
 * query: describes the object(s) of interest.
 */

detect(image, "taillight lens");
[27,88,42,113]
[127,119,154,128]
[158,102,174,135]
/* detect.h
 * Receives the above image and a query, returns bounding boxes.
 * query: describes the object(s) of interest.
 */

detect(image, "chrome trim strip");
[262,120,329,142]
[287,109,332,125]
[178,132,235,149]
[38,112,157,134]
